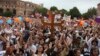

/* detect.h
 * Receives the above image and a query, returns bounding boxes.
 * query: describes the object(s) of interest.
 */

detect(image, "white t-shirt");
[4,28,13,34]
[33,54,37,56]
[87,38,100,50]
[36,54,47,56]
[45,38,49,43]
[0,51,6,56]
[80,54,83,56]
[20,28,25,33]
[31,44,37,53]
[11,34,16,39]
[0,30,4,35]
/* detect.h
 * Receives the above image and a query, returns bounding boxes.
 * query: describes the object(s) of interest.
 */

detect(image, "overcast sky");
[22,0,100,13]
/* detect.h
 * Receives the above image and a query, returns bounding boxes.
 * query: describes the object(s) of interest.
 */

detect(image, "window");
[0,8,3,15]
[13,9,16,16]
[27,4,30,7]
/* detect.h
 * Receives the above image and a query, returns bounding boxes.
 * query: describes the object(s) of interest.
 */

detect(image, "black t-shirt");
[23,30,30,42]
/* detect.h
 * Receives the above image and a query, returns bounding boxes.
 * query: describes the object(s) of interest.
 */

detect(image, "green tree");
[82,7,97,19]
[39,7,48,16]
[59,9,69,17]
[3,11,13,17]
[82,13,88,19]
[50,6,58,11]
[69,7,81,19]
[33,7,48,16]
[60,9,69,15]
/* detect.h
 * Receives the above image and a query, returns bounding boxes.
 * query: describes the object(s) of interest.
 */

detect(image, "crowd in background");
[0,14,100,56]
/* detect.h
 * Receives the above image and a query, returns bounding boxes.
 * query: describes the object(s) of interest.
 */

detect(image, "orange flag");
[25,17,30,22]
[14,17,20,23]
[79,20,84,26]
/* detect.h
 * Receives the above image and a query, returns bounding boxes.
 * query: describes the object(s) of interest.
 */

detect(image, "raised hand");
[49,42,52,49]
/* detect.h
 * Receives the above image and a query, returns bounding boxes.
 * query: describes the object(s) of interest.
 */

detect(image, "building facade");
[97,3,100,16]
[0,0,41,16]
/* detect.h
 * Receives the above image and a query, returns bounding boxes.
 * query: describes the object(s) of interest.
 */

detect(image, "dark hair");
[36,45,44,54]
[91,38,98,46]
[90,47,99,56]
[67,50,74,56]
[74,48,81,56]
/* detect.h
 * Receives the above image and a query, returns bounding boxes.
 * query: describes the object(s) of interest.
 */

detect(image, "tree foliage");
[3,11,13,17]
[34,7,48,16]
[58,9,69,17]
[50,6,58,11]
[69,7,81,19]
[60,9,69,15]
[82,7,97,19]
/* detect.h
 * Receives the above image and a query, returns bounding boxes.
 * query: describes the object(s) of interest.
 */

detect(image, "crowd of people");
[0,15,100,56]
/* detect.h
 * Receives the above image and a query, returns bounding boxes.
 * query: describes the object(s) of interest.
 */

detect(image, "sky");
[22,0,100,13]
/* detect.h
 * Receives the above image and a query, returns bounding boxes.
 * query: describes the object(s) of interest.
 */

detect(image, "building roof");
[21,0,41,7]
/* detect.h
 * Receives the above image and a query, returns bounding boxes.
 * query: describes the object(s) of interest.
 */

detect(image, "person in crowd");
[74,48,83,56]
[90,47,99,56]
[0,15,100,56]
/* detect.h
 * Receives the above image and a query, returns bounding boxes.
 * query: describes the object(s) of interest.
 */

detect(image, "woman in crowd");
[90,47,99,56]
